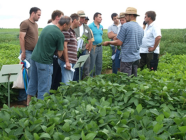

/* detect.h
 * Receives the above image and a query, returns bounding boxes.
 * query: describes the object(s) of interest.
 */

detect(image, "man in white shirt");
[139,11,161,70]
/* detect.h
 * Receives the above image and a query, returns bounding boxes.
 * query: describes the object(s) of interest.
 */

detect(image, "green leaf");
[34,133,40,140]
[40,133,51,139]
[150,109,159,116]
[85,132,97,140]
[46,124,55,135]
[53,132,65,140]
[62,122,70,132]
[70,134,81,140]
[81,130,86,140]
[153,123,163,133]
[99,108,106,116]
[174,118,182,125]
[131,128,138,138]
[136,104,142,113]
[178,126,186,133]
[156,114,164,123]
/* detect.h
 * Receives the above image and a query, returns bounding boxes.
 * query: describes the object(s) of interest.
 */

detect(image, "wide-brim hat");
[77,10,86,17]
[124,7,140,16]
[118,12,125,19]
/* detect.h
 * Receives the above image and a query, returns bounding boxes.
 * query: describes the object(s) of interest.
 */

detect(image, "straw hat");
[124,7,140,16]
[77,10,86,17]
[118,12,125,19]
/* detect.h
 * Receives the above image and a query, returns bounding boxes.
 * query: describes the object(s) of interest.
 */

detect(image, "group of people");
[17,6,161,106]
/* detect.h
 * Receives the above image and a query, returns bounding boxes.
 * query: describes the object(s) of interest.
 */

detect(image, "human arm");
[148,36,161,52]
[57,50,63,58]
[19,32,26,60]
[108,31,117,39]
[103,39,123,46]
[63,41,71,70]
[86,39,92,52]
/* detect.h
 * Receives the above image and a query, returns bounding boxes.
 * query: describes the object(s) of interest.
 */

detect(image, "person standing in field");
[84,17,89,24]
[107,13,120,74]
[139,11,161,71]
[26,16,71,105]
[17,7,41,106]
[58,14,80,85]
[103,7,144,77]
[46,10,64,91]
[114,12,127,72]
[89,12,103,76]
[73,10,92,81]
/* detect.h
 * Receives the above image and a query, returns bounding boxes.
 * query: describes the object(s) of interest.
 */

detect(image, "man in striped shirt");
[58,14,80,85]
[103,7,144,77]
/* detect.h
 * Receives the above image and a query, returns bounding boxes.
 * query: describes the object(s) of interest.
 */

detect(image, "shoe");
[17,100,27,106]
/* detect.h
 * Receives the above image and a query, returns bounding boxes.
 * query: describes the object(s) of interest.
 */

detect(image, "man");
[85,17,89,24]
[73,10,92,81]
[46,10,64,91]
[58,14,80,85]
[108,13,120,74]
[89,12,103,76]
[114,12,127,72]
[18,7,41,106]
[26,16,71,105]
[139,11,161,70]
[103,7,143,77]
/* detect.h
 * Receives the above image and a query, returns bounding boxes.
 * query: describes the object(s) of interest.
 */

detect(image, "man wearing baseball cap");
[103,7,144,77]
[73,10,92,81]
[85,17,89,24]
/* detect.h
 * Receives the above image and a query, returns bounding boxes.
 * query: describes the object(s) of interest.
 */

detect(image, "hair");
[52,10,64,20]
[146,11,156,21]
[58,16,71,26]
[143,21,147,25]
[29,7,41,16]
[93,12,102,20]
[111,13,118,20]
[47,19,52,24]
[70,13,79,22]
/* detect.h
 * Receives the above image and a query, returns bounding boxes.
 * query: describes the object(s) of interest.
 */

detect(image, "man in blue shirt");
[88,12,103,76]
[103,7,144,77]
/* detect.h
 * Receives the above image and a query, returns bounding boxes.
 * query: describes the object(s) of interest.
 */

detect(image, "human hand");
[148,47,155,52]
[21,52,26,60]
[103,42,110,46]
[65,62,71,70]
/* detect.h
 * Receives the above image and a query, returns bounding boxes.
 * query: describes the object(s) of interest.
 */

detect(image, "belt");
[96,45,102,47]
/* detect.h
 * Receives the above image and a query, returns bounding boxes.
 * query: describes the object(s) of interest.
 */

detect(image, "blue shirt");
[117,21,144,62]
[88,22,103,45]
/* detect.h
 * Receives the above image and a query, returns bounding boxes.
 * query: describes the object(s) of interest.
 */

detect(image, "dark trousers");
[51,57,62,90]
[139,53,159,70]
[111,46,117,74]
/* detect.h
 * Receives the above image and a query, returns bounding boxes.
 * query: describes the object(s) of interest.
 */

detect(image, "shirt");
[108,24,119,47]
[31,25,64,64]
[140,22,162,54]
[60,28,77,64]
[88,22,103,45]
[117,21,144,62]
[20,19,38,51]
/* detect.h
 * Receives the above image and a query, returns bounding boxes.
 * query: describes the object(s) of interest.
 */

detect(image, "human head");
[29,7,41,21]
[124,7,139,22]
[111,13,119,25]
[70,13,80,28]
[51,10,64,21]
[93,12,102,23]
[85,17,89,24]
[77,10,86,25]
[145,11,156,24]
[58,16,71,31]
[120,17,126,25]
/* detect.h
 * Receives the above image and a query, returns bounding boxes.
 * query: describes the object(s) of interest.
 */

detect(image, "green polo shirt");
[74,24,92,50]
[31,25,64,64]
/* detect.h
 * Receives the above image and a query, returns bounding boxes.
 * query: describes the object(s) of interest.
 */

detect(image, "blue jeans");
[111,46,117,74]
[115,49,121,69]
[26,59,53,100]
[73,49,90,81]
[18,50,32,101]
[58,59,75,85]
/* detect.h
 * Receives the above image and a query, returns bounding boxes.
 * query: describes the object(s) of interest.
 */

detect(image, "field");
[0,28,186,139]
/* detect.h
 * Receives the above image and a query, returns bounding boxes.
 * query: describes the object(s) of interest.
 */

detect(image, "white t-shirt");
[79,25,84,37]
[139,22,161,54]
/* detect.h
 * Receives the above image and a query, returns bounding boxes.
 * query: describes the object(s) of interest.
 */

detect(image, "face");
[120,17,126,25]
[112,15,119,25]
[80,17,85,24]
[33,10,41,21]
[124,14,131,22]
[62,21,71,31]
[56,14,63,22]
[144,14,149,24]
[84,19,88,24]
[74,17,80,28]
[95,14,102,23]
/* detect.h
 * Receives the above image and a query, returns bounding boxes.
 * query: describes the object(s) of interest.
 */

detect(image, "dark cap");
[85,17,89,20]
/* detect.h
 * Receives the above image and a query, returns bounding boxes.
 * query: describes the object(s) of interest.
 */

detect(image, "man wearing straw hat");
[139,11,161,71]
[103,7,143,77]
[108,13,120,74]
[73,10,92,81]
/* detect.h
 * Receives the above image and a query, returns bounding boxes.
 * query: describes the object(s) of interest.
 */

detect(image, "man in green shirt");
[26,16,71,105]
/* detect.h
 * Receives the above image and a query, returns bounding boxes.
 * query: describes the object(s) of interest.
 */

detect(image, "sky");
[0,0,185,29]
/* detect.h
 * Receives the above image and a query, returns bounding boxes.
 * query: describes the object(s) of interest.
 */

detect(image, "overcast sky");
[0,0,185,29]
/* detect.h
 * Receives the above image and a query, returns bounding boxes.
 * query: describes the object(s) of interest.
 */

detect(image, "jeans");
[115,49,121,69]
[27,59,53,100]
[58,59,75,85]
[18,50,32,101]
[73,49,90,81]
[89,46,102,77]
[111,46,117,74]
